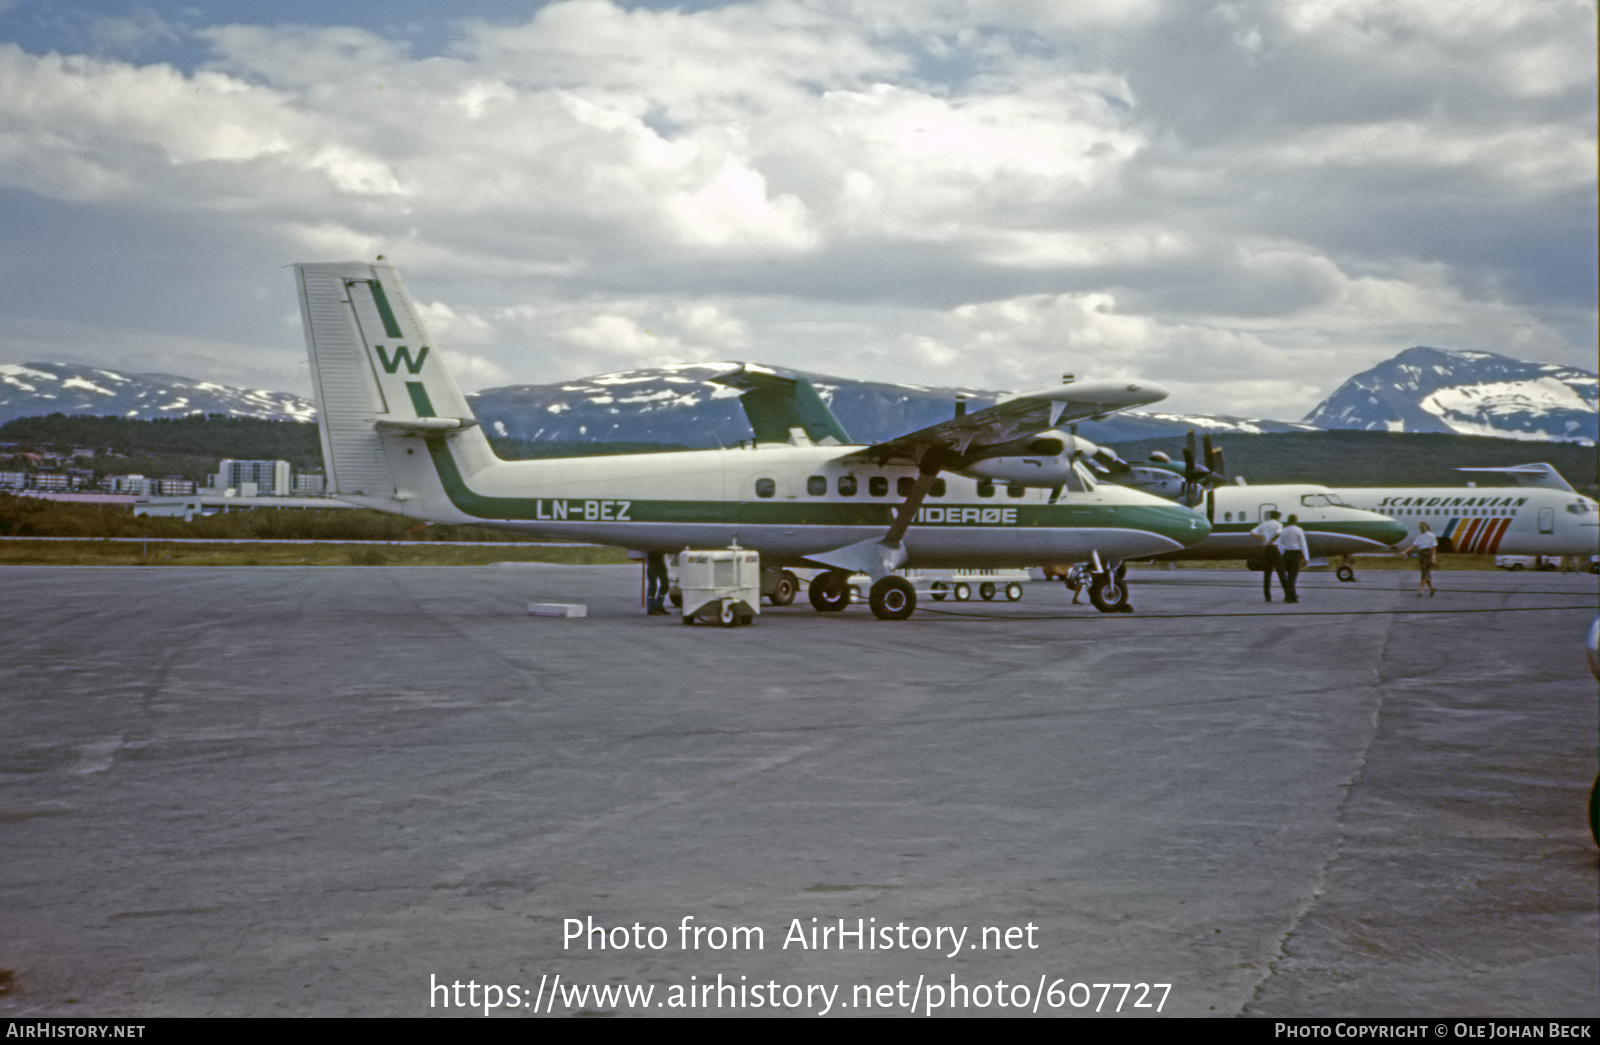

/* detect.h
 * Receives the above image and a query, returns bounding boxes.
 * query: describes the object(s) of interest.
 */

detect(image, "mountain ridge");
[4,346,1593,447]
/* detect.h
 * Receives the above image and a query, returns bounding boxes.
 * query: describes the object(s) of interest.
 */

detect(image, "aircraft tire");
[869,576,917,621]
[980,582,996,601]
[1005,583,1023,602]
[1088,574,1127,613]
[1337,565,1356,582]
[808,572,851,613]
[768,571,798,606]
[930,582,949,601]
[953,583,971,601]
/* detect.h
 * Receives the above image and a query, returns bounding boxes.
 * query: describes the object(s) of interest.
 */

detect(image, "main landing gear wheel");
[1089,573,1129,613]
[953,583,972,601]
[1336,565,1356,583]
[869,576,917,620]
[979,582,997,601]
[807,571,851,613]
[768,570,798,606]
[1004,582,1023,602]
[930,581,949,601]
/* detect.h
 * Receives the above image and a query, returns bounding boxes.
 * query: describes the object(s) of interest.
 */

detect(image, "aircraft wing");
[844,378,1168,467]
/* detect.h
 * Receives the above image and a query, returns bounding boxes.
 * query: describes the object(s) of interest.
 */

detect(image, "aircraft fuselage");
[1325,485,1599,557]
[347,438,1210,569]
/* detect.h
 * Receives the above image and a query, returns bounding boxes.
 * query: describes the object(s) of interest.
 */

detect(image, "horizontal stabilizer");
[1456,463,1575,492]
[375,417,480,434]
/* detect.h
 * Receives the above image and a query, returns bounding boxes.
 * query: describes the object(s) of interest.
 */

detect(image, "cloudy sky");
[0,0,1593,418]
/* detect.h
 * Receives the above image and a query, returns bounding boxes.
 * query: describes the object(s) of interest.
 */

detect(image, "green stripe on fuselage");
[1211,520,1406,543]
[423,438,1202,541]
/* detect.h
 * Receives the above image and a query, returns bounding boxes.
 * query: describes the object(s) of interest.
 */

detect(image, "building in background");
[211,459,291,497]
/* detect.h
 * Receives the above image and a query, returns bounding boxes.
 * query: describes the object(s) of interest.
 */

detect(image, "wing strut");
[883,459,943,547]
[805,450,950,580]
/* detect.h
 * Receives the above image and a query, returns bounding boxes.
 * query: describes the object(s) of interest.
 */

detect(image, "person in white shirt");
[1398,521,1438,597]
[1278,514,1310,604]
[1251,510,1286,602]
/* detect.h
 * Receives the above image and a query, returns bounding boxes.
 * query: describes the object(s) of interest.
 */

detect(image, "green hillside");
[5,414,1593,497]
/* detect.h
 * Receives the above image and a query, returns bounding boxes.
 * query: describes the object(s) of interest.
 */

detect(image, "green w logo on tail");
[375,345,430,374]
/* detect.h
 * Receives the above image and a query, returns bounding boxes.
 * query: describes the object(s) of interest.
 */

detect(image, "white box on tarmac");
[679,547,761,626]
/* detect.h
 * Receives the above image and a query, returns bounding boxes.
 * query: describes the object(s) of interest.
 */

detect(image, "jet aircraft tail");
[295,260,498,520]
[1456,463,1576,493]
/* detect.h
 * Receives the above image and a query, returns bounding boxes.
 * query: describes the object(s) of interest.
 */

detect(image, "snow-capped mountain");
[5,346,1592,448]
[1304,347,1597,445]
[464,362,1313,447]
[0,362,315,426]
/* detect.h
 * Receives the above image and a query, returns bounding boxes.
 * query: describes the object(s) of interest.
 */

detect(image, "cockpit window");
[1301,493,1351,508]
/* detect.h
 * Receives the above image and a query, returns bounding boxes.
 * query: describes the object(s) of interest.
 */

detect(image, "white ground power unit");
[678,547,762,627]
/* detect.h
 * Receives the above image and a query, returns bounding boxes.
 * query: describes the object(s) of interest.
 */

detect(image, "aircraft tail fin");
[295,260,496,513]
[1456,463,1575,492]
[710,364,852,446]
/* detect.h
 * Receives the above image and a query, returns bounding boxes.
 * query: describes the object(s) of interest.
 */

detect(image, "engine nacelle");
[953,430,1120,488]
[957,455,1078,486]
[1122,465,1187,500]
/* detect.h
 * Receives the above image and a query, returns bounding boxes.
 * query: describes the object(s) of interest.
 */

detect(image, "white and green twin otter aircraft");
[296,259,1218,619]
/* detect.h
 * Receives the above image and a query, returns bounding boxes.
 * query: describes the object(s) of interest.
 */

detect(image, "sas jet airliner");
[1326,465,1598,561]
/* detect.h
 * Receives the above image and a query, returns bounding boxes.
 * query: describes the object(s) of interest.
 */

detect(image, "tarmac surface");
[1,565,1595,1018]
